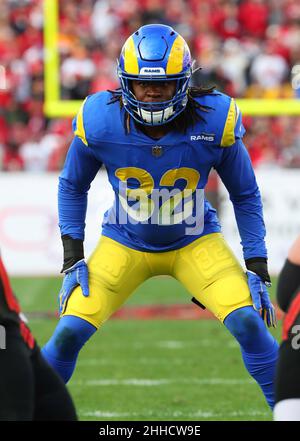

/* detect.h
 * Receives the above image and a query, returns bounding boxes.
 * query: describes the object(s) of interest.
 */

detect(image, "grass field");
[10,276,281,421]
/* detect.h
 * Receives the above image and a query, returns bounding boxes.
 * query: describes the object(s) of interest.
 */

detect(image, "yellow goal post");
[44,0,300,118]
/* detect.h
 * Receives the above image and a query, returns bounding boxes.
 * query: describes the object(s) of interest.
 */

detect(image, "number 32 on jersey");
[115,167,201,224]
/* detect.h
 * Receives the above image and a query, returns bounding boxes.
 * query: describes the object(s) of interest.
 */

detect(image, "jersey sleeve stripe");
[220,98,236,147]
[74,98,88,146]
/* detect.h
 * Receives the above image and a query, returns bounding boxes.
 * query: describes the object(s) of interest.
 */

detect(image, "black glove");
[245,257,276,328]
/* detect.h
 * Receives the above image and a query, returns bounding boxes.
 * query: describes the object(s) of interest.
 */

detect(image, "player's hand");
[245,259,277,328]
[58,259,89,314]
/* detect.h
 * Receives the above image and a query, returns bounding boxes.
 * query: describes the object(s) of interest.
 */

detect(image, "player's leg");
[173,233,278,409]
[0,329,34,420]
[274,341,300,420]
[223,307,278,409]
[274,291,300,420]
[41,315,95,383]
[42,236,151,382]
[31,346,77,421]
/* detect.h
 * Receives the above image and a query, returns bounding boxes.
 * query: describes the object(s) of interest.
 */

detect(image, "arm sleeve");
[58,136,102,240]
[216,139,267,260]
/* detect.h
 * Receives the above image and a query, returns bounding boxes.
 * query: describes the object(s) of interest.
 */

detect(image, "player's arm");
[216,134,275,327]
[58,135,102,313]
[277,235,300,312]
[58,136,102,260]
[216,138,267,261]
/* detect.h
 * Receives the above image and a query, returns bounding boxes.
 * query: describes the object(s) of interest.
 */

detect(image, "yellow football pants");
[62,233,253,328]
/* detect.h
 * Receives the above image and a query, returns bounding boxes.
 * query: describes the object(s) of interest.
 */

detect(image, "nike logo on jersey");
[190,133,215,142]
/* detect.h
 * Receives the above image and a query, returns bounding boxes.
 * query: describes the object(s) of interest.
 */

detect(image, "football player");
[42,24,278,409]
[274,235,300,420]
[0,254,77,420]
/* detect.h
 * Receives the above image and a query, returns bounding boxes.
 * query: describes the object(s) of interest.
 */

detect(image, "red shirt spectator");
[2,146,24,171]
[239,0,269,38]
[211,3,241,39]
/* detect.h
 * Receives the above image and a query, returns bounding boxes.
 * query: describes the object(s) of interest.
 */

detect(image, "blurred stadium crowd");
[1,0,300,171]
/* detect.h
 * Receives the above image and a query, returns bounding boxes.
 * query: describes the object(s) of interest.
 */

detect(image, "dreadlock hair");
[107,85,216,135]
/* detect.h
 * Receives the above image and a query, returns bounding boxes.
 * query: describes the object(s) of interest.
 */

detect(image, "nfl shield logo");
[152,145,163,157]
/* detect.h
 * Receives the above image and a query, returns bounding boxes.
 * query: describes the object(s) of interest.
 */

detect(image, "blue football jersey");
[59,90,267,259]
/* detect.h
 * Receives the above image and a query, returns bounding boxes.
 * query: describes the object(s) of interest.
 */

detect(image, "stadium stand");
[0,0,300,171]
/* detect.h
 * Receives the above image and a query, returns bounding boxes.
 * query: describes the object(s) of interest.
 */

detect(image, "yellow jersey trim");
[220,98,236,147]
[74,98,88,146]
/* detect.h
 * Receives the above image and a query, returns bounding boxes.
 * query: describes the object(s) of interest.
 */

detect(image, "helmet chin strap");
[138,105,175,125]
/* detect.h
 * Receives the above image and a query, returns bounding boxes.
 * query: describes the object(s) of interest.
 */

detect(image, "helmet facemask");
[119,75,190,126]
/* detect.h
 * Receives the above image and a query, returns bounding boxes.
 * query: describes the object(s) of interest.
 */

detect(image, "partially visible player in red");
[274,235,300,420]
[0,254,77,421]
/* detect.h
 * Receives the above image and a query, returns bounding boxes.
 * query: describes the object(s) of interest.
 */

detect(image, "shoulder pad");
[220,96,245,147]
[72,91,117,146]
[73,97,88,145]
[194,91,245,147]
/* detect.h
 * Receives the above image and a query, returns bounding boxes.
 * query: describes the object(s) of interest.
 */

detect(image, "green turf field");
[10,276,281,421]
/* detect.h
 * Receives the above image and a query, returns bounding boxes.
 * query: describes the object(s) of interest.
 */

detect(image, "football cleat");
[118,24,192,126]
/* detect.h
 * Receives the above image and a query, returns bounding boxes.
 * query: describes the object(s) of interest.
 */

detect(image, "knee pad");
[224,306,274,353]
[44,315,96,361]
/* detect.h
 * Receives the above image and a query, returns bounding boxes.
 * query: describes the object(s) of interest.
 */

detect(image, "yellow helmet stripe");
[74,98,88,146]
[221,98,236,147]
[124,36,139,74]
[166,35,185,75]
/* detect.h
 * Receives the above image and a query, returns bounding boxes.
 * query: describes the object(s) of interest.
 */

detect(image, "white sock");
[273,399,300,421]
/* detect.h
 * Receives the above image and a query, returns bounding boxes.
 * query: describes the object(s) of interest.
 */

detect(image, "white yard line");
[82,411,139,418]
[72,377,254,387]
[81,409,269,419]
[78,357,214,366]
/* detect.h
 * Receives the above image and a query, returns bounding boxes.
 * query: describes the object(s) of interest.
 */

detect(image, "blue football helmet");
[118,24,192,126]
